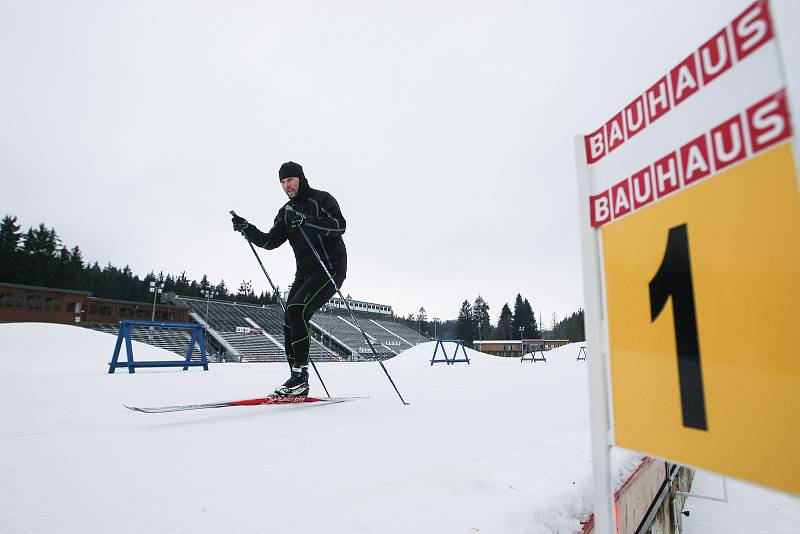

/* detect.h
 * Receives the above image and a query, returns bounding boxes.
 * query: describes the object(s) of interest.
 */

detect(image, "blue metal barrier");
[108,320,209,374]
[521,344,547,363]
[430,338,470,366]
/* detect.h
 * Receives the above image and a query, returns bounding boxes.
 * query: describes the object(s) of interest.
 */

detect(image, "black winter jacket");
[245,185,347,277]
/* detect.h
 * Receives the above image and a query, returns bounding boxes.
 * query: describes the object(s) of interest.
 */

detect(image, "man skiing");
[231,161,347,397]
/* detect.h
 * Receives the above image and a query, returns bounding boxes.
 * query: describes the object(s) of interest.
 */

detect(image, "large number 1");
[649,224,708,431]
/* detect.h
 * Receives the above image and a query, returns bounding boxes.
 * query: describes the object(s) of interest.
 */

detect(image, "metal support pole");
[574,136,615,534]
[148,280,162,342]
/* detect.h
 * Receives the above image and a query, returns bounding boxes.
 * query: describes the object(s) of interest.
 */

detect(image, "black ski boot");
[274,367,309,397]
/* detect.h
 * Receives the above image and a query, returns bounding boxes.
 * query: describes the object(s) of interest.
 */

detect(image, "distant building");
[0,282,189,325]
[280,289,393,316]
[326,296,393,315]
[472,339,570,358]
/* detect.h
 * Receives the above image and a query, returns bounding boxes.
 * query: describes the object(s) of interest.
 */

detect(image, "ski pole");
[230,210,331,398]
[297,226,409,405]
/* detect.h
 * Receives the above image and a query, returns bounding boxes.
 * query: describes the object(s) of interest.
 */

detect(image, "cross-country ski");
[124,395,367,413]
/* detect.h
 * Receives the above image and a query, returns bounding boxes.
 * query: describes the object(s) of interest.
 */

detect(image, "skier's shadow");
[130,402,337,430]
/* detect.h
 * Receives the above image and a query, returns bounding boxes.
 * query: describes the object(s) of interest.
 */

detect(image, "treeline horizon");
[399,295,585,344]
[0,215,279,306]
[1,214,586,340]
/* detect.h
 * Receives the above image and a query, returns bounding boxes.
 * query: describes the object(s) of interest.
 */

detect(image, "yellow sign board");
[603,142,800,494]
[576,0,800,498]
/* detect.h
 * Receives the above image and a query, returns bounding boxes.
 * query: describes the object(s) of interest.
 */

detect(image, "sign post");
[576,2,799,531]
[576,135,616,534]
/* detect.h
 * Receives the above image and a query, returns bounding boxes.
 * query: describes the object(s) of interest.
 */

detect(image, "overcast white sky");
[2,1,798,323]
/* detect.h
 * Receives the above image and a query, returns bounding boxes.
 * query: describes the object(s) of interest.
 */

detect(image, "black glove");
[241,225,260,242]
[231,213,249,232]
[285,205,305,229]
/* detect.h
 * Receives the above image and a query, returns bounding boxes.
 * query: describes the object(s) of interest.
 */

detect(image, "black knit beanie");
[279,161,305,181]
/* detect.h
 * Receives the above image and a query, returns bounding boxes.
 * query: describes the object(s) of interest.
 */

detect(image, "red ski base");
[124,395,366,413]
[229,396,327,406]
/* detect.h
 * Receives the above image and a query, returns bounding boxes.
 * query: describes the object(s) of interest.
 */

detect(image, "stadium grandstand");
[169,293,430,363]
[0,282,430,363]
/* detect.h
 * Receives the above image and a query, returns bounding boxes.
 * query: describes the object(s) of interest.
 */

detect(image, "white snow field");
[681,470,800,534]
[0,322,644,533]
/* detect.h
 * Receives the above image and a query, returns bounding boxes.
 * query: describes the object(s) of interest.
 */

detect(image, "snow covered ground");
[2,323,797,533]
[17,320,792,534]
[4,322,638,533]
[681,470,800,534]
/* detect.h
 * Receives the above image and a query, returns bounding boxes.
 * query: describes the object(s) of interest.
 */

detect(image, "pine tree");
[236,280,255,303]
[436,319,458,339]
[473,295,490,340]
[188,279,199,298]
[553,309,585,342]
[175,272,191,295]
[86,261,102,291]
[97,263,121,299]
[0,215,21,252]
[21,224,62,287]
[61,246,85,289]
[494,303,513,339]
[216,279,229,299]
[511,294,540,339]
[159,272,172,294]
[456,300,475,345]
[522,298,539,338]
[271,285,281,304]
[417,306,427,335]
[199,274,210,292]
[0,215,22,283]
[511,294,525,339]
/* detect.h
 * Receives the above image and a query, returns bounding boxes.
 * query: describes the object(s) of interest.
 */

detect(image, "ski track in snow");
[1,322,637,533]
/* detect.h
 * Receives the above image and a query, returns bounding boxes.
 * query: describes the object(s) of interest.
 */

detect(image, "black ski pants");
[283,268,345,370]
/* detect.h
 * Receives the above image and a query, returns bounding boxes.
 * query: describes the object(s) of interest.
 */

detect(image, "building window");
[26,295,45,310]
[44,296,63,312]
[0,292,21,308]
